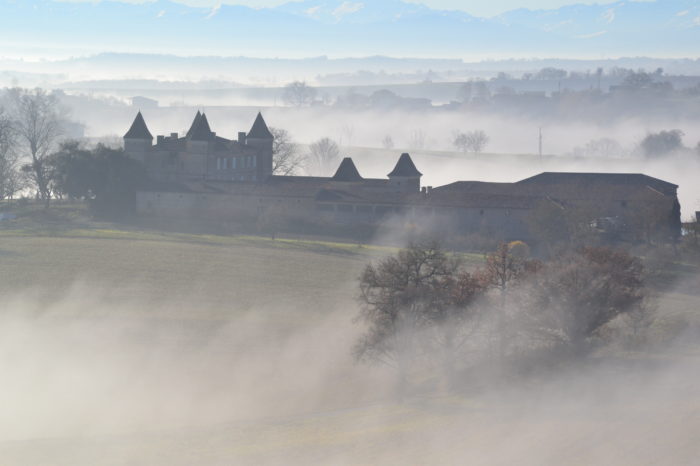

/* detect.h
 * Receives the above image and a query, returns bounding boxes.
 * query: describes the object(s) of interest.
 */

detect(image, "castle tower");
[123,111,153,164]
[185,110,202,138]
[185,112,213,178]
[388,153,422,193]
[246,112,274,181]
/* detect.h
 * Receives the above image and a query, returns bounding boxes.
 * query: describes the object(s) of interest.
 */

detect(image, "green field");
[1,208,699,465]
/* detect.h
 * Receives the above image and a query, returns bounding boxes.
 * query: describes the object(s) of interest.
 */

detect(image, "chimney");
[157,135,165,144]
[238,132,247,144]
[421,187,427,194]
[170,132,178,139]
[426,186,433,194]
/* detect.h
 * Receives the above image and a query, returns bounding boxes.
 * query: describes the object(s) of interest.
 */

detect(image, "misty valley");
[1,0,700,464]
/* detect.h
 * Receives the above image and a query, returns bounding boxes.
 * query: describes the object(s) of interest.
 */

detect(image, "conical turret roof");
[332,157,363,181]
[247,112,273,139]
[124,111,153,139]
[185,110,202,138]
[189,113,213,141]
[388,153,422,177]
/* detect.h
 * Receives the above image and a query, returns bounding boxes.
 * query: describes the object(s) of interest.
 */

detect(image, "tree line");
[355,241,654,396]
[0,88,146,215]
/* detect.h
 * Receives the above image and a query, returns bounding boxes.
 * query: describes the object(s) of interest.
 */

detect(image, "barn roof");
[518,172,678,191]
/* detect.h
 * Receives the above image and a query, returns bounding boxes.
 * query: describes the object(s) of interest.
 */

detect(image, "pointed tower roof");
[247,112,273,139]
[189,113,213,141]
[185,110,202,138]
[388,153,422,177]
[332,157,363,182]
[124,111,153,139]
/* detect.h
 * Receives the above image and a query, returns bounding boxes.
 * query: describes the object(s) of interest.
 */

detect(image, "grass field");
[1,206,699,465]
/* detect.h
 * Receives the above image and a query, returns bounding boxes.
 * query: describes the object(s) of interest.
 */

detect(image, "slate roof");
[189,113,213,141]
[185,111,202,138]
[519,172,678,193]
[388,153,422,177]
[248,112,273,139]
[124,112,153,139]
[332,158,363,181]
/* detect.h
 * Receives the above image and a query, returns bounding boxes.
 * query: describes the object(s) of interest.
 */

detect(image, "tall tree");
[270,127,304,176]
[355,242,487,394]
[51,141,147,217]
[282,81,317,107]
[479,243,538,361]
[306,138,340,176]
[355,243,455,393]
[640,129,685,157]
[9,88,66,207]
[0,107,23,200]
[453,130,489,153]
[525,247,647,354]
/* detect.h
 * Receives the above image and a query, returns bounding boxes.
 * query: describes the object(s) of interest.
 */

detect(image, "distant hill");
[1,0,699,59]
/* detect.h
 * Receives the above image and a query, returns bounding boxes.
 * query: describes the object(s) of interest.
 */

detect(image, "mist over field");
[0,257,699,465]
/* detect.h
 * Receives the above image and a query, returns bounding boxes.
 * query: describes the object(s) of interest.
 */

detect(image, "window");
[223,158,228,170]
[252,157,257,168]
[232,157,237,169]
[216,158,221,170]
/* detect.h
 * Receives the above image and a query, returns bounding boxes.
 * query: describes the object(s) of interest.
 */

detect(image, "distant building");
[131,96,159,109]
[124,112,681,243]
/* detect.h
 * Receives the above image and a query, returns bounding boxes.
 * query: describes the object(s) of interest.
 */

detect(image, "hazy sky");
[64,0,625,17]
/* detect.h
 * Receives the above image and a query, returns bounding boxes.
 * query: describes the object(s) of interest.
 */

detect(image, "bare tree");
[281,81,317,107]
[270,127,304,176]
[9,88,66,207]
[0,108,23,201]
[339,123,355,147]
[453,130,489,153]
[479,242,539,361]
[408,129,426,150]
[306,138,340,176]
[524,247,647,354]
[573,138,625,158]
[381,135,395,150]
[355,243,459,394]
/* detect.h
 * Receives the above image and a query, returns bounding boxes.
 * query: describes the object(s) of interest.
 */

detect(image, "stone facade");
[124,111,273,183]
[124,112,682,243]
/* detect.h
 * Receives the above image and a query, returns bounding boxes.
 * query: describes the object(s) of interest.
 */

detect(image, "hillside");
[0,208,699,465]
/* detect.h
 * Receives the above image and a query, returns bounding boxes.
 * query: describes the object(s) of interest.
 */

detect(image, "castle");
[124,112,681,243]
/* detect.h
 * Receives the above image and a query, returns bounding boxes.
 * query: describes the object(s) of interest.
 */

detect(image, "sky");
[63,0,625,17]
